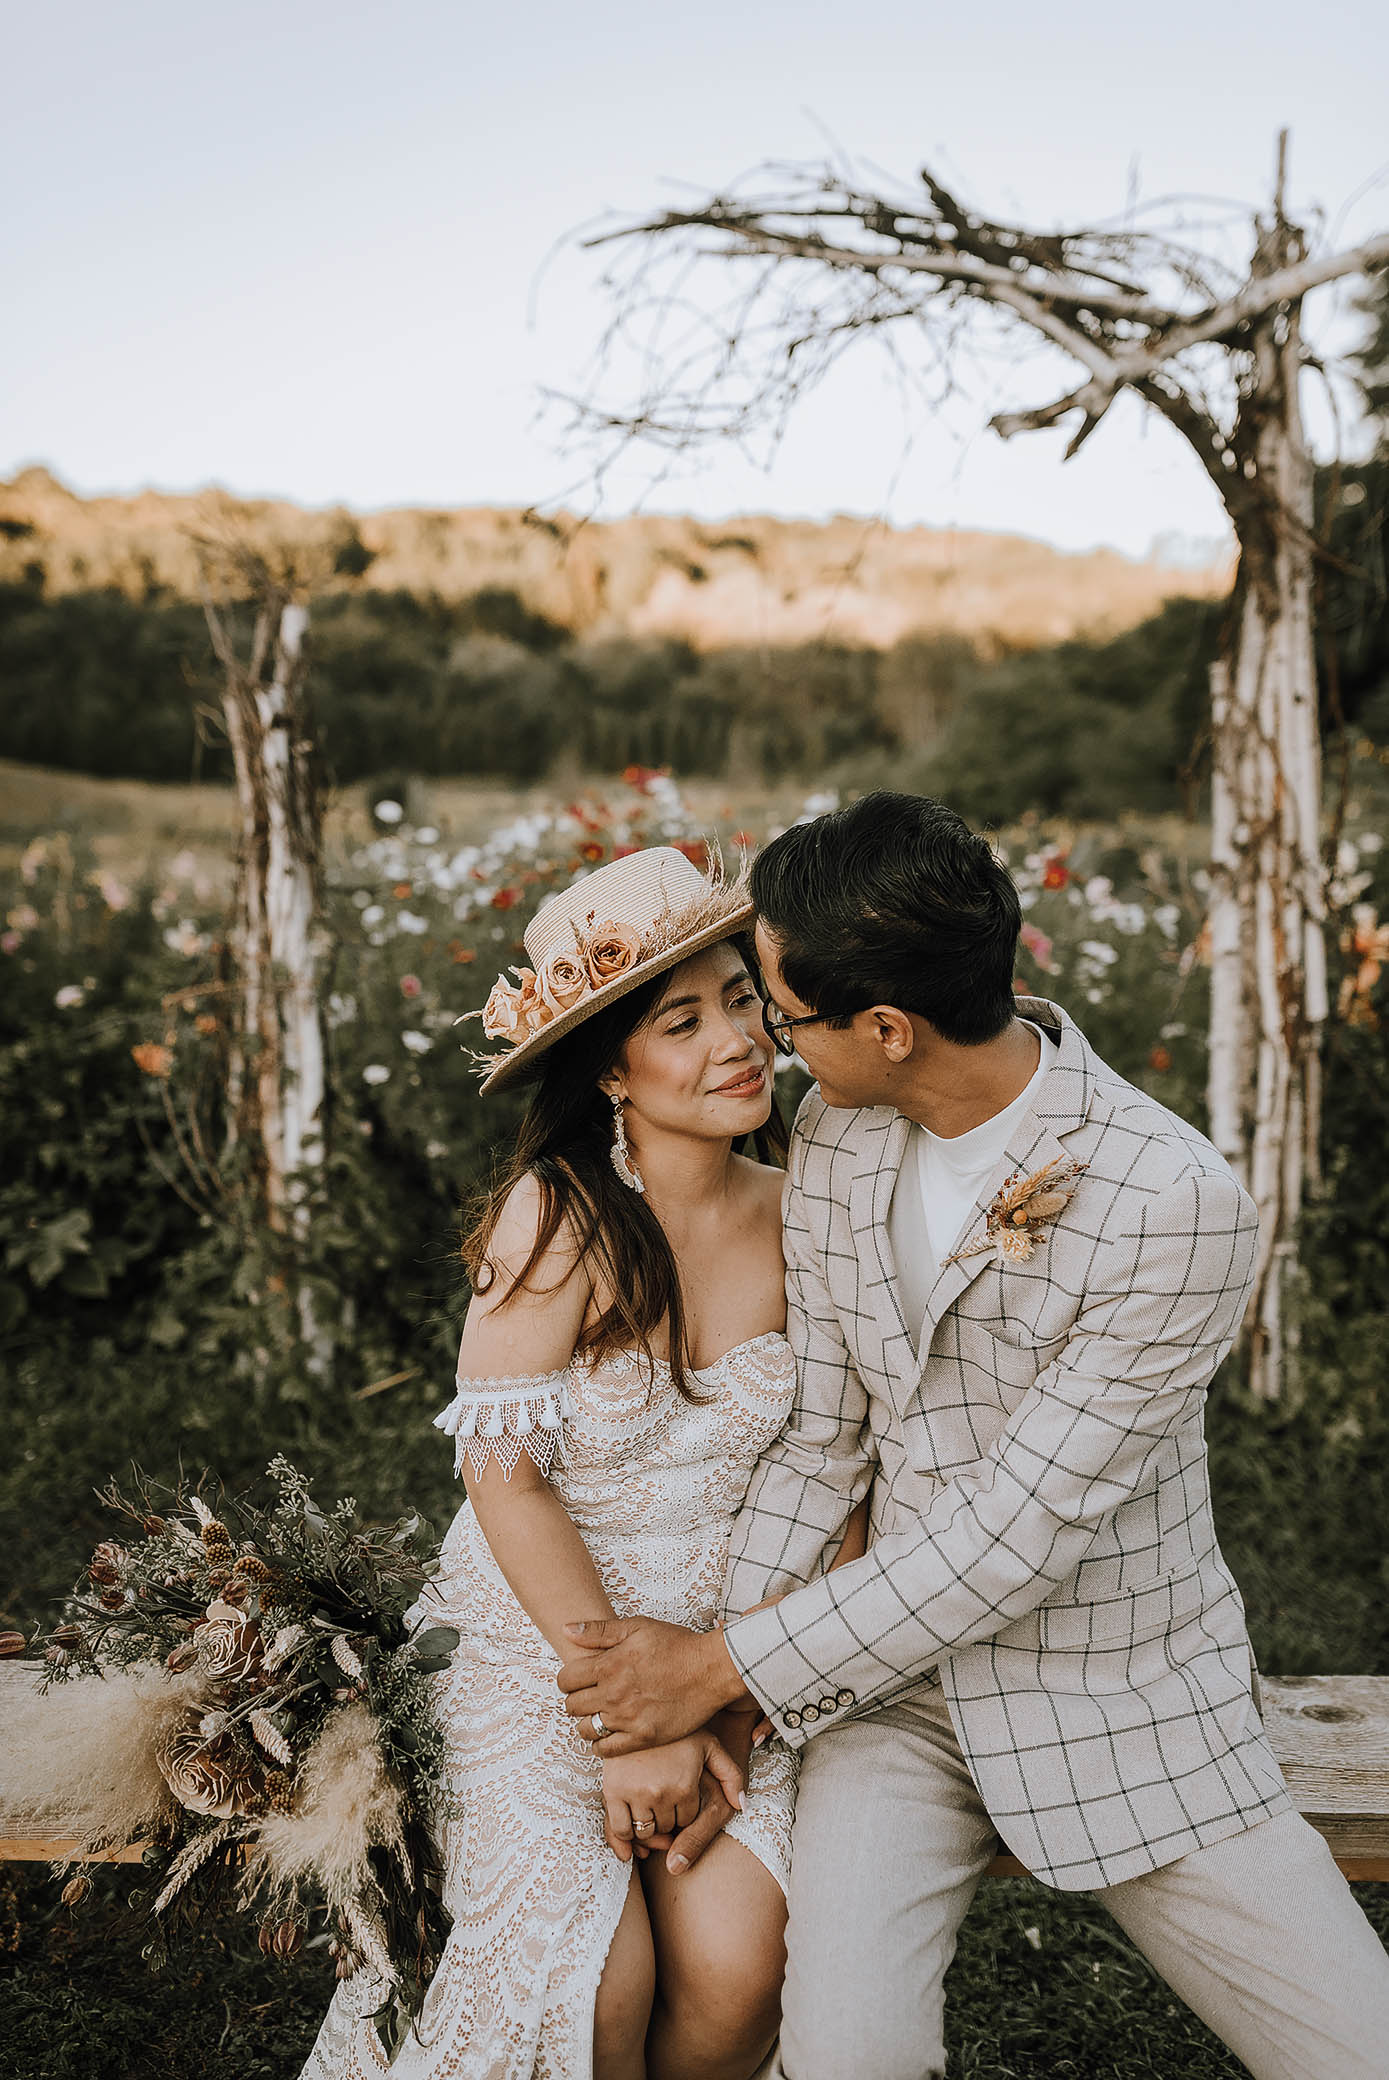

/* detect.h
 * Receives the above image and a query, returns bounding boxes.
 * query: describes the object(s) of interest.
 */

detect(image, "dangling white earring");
[609,1093,645,1195]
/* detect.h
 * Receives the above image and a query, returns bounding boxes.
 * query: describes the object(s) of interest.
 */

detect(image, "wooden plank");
[4,1664,1388,1873]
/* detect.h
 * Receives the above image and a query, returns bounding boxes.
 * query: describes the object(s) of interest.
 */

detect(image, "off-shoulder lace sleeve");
[431,1368,572,1480]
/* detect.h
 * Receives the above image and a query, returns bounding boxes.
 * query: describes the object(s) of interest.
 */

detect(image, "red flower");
[399,974,422,998]
[1041,856,1070,891]
[613,845,638,860]
[1148,1044,1172,1073]
[623,765,661,792]
[491,887,520,911]
[579,841,605,863]
[392,883,412,900]
[675,840,709,870]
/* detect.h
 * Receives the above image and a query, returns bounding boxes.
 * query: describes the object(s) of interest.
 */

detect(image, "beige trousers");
[770,1688,1389,2080]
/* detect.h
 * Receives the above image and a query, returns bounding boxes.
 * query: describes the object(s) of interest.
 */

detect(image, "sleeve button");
[783,1709,802,1729]
[836,1688,856,1708]
[819,1697,838,1715]
[800,1703,820,1723]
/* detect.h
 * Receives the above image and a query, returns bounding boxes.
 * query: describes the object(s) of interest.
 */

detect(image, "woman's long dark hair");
[461,933,788,1398]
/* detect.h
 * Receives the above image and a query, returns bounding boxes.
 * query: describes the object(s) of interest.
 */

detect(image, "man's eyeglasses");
[762,1003,845,1058]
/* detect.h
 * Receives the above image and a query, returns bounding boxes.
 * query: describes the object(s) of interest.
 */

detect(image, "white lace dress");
[298,1331,799,2080]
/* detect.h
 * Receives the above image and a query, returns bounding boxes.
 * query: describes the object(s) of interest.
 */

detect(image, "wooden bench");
[3,1666,1386,1880]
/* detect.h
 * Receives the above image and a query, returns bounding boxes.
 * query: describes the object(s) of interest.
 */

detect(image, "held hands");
[558,1615,750,1754]
[599,1730,745,1874]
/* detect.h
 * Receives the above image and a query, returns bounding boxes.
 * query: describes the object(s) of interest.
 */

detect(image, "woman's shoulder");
[479,1169,591,1300]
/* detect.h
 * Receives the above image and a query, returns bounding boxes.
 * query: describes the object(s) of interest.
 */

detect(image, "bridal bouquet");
[15,1457,457,2050]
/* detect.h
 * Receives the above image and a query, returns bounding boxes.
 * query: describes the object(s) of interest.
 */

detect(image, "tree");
[196,537,332,1373]
[577,135,1389,1397]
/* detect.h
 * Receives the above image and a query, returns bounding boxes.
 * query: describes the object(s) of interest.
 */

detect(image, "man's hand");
[557,1616,750,1753]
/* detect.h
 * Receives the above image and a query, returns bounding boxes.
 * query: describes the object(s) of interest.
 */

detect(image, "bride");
[300,845,866,2080]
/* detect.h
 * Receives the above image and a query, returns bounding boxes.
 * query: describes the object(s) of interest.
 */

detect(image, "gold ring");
[632,1819,655,1835]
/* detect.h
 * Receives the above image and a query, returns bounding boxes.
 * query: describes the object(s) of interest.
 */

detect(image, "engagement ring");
[590,1712,607,1739]
[632,1820,654,1835]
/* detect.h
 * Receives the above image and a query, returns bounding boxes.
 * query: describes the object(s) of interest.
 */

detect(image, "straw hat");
[468,846,755,1094]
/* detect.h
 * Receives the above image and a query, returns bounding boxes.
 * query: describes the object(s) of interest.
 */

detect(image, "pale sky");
[4,0,1387,557]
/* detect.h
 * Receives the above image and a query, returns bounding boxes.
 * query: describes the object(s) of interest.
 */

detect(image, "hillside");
[0,468,1230,654]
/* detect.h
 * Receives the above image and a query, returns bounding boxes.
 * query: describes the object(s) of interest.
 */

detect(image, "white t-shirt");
[887,1022,1058,1349]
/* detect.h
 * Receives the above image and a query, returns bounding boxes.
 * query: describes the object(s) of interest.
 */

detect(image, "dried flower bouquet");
[12,1457,456,2055]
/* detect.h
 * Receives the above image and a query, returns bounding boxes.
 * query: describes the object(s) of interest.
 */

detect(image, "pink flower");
[0,931,19,955]
[399,974,422,998]
[1019,923,1056,973]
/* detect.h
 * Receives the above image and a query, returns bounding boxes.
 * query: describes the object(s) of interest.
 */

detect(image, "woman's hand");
[600,1732,743,1863]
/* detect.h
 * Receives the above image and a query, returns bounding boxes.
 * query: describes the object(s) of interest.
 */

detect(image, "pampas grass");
[1,1666,207,1849]
[240,1704,407,1916]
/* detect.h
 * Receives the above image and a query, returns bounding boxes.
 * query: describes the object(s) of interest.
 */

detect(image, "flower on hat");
[584,921,642,987]
[536,949,590,1019]
[482,968,551,1043]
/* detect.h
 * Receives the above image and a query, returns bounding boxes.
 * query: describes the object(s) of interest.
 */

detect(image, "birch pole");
[201,557,332,1373]
[575,137,1388,1396]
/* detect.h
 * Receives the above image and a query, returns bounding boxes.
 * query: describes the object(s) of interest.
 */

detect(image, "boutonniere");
[944,1155,1087,1268]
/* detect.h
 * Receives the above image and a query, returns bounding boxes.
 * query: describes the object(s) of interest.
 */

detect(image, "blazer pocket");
[1036,1560,1209,1650]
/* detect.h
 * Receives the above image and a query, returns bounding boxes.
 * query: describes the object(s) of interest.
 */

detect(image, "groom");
[558,793,1389,2079]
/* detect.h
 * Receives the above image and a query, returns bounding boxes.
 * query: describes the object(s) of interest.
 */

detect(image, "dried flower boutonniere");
[944,1155,1087,1268]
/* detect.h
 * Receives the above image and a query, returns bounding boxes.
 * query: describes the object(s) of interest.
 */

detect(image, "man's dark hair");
[750,793,1022,1045]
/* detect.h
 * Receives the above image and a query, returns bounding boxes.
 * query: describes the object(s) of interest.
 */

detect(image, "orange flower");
[579,841,605,863]
[1148,1044,1172,1073]
[491,887,521,911]
[194,1014,218,1036]
[584,921,642,987]
[132,1042,173,1079]
[1041,856,1070,891]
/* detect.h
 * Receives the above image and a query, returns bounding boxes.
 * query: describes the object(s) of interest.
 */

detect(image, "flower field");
[2,766,1388,2080]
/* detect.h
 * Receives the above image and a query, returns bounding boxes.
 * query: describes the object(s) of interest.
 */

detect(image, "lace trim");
[432,1368,572,1480]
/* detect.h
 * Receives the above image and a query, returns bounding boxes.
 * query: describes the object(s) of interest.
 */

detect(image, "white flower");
[54,984,85,1009]
[374,800,404,824]
[425,1139,449,1160]
[414,826,439,846]
[1359,831,1383,854]
[362,1064,391,1086]
[163,918,209,958]
[327,993,358,1028]
[361,904,385,926]
[1110,903,1148,936]
[396,910,429,935]
[1078,940,1119,967]
[351,889,371,909]
[401,1029,432,1055]
[1153,904,1182,940]
[1084,875,1114,907]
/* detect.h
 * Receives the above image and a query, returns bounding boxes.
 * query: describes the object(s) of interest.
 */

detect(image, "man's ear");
[867,1007,916,1063]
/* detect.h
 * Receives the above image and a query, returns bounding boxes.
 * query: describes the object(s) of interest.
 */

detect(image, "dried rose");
[480,975,527,1043]
[87,1541,126,1586]
[193,1613,263,1683]
[165,1641,199,1673]
[155,1719,259,1819]
[584,920,642,988]
[536,949,590,1020]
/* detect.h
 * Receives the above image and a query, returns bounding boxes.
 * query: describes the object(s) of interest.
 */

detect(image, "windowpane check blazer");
[721,998,1291,1890]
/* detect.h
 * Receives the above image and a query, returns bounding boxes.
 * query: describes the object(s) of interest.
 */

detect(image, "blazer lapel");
[910,997,1098,1370]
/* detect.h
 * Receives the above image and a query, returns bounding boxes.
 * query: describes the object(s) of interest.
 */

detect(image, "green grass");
[3,1860,1384,2079]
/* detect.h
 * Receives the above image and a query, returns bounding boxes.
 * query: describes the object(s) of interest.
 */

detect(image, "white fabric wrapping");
[432,1369,572,1479]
